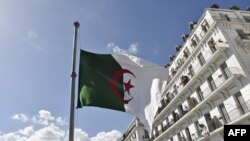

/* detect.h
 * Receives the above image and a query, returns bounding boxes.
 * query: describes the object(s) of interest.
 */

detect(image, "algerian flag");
[77,50,168,131]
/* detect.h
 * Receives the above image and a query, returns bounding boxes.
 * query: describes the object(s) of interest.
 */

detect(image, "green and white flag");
[77,50,168,131]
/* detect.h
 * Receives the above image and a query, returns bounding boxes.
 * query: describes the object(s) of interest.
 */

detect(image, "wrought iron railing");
[202,87,212,99]
[118,122,136,141]
[213,16,245,23]
[152,67,244,140]
[227,99,250,122]
[154,45,229,120]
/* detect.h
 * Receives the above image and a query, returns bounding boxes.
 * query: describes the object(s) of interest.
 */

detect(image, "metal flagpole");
[69,21,80,141]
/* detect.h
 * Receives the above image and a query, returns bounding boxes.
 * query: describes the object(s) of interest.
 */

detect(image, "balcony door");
[219,104,231,123]
[208,38,217,53]
[196,87,204,101]
[220,62,231,80]
[207,75,216,91]
[235,92,248,113]
[197,53,206,66]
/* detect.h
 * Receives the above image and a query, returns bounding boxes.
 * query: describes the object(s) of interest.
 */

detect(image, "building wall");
[120,8,250,141]
[152,8,250,141]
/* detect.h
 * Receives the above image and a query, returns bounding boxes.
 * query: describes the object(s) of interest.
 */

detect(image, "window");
[177,58,184,67]
[184,128,192,141]
[220,13,230,21]
[219,104,231,123]
[167,92,174,101]
[144,130,149,139]
[236,29,249,40]
[208,38,217,53]
[171,68,176,76]
[194,34,200,42]
[181,75,189,86]
[188,65,195,77]
[191,39,197,47]
[190,35,199,48]
[201,19,210,33]
[183,48,190,58]
[235,92,248,114]
[209,108,223,129]
[188,96,199,109]
[243,16,250,23]
[131,133,136,141]
[207,75,216,91]
[196,87,204,101]
[201,25,207,33]
[173,84,178,95]
[197,53,206,66]
[220,62,231,79]
[204,113,214,132]
[189,123,199,140]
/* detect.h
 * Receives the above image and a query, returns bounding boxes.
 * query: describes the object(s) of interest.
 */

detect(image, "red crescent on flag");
[109,69,135,104]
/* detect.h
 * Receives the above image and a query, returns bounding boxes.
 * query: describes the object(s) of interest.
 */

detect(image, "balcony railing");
[164,17,217,94]
[154,42,228,121]
[166,14,241,88]
[118,122,136,141]
[202,87,212,99]
[213,16,245,23]
[196,100,250,141]
[227,100,250,122]
[152,67,244,141]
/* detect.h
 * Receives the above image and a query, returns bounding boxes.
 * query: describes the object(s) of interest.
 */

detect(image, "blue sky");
[0,0,249,140]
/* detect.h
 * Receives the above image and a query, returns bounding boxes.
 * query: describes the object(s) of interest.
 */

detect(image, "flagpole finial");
[74,21,80,28]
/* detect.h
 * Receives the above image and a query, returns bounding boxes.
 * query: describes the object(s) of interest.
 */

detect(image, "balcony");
[201,87,212,99]
[153,67,244,141]
[118,120,137,141]
[213,16,245,23]
[164,17,217,93]
[196,99,250,141]
[181,75,190,86]
[154,43,228,122]
[143,135,150,141]
[235,34,250,47]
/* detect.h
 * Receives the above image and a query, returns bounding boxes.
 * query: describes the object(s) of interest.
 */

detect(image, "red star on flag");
[124,79,134,95]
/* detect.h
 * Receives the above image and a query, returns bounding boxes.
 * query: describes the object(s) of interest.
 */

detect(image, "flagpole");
[69,21,80,141]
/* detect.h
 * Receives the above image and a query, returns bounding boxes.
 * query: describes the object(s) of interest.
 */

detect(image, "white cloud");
[0,132,28,141]
[18,126,34,136]
[1,110,122,141]
[32,110,55,126]
[74,128,90,141]
[12,113,28,122]
[107,42,139,55]
[91,130,122,141]
[12,110,67,127]
[107,43,126,54]
[128,43,139,54]
[0,127,121,141]
[0,126,34,141]
[27,125,65,141]
[64,128,90,141]
[56,117,67,126]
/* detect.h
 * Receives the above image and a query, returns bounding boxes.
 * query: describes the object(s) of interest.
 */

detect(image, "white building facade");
[118,118,150,141]
[120,7,250,141]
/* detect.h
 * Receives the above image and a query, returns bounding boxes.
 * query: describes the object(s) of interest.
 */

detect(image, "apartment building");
[120,6,250,141]
[118,118,150,141]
